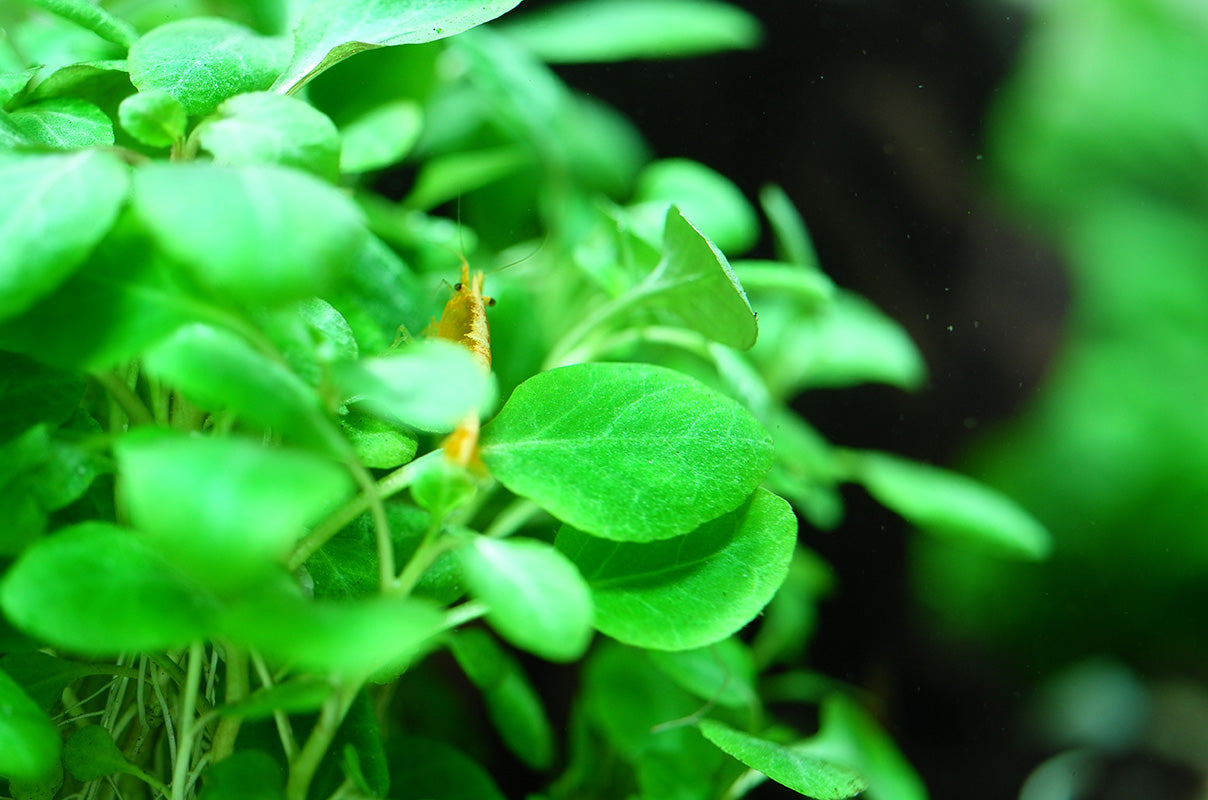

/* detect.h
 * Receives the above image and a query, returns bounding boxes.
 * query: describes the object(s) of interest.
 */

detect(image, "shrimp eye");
[485,297,497,307]
[453,282,464,291]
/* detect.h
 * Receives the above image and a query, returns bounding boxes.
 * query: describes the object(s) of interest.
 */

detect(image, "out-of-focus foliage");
[915,0,1208,669]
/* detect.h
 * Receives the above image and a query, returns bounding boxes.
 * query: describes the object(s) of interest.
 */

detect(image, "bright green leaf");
[339,99,422,173]
[849,449,1052,559]
[27,60,133,114]
[481,362,773,542]
[118,89,186,146]
[272,0,523,95]
[335,340,492,432]
[409,456,479,517]
[648,637,757,710]
[634,159,759,255]
[26,0,138,48]
[0,522,220,653]
[128,17,287,116]
[0,667,59,782]
[340,409,418,469]
[635,206,758,349]
[699,719,867,799]
[131,161,366,304]
[0,150,129,321]
[115,431,353,589]
[458,536,594,662]
[557,489,796,650]
[143,323,342,454]
[502,0,761,62]
[0,68,41,107]
[199,91,341,180]
[759,184,821,270]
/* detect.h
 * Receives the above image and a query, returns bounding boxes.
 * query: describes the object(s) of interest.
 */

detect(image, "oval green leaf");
[128,17,287,116]
[634,159,759,255]
[481,362,773,542]
[24,0,137,48]
[501,0,761,62]
[699,719,867,800]
[457,536,594,662]
[849,449,1052,559]
[648,636,758,710]
[8,98,114,148]
[0,667,59,782]
[199,91,341,180]
[272,0,524,94]
[131,161,366,305]
[115,431,353,589]
[340,100,422,174]
[0,522,220,653]
[556,489,796,650]
[118,90,187,147]
[0,150,129,321]
[62,725,131,782]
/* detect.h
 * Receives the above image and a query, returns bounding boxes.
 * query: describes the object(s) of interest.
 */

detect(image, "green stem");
[542,283,651,370]
[170,642,204,800]
[392,516,452,597]
[93,371,154,426]
[209,644,247,763]
[286,683,358,800]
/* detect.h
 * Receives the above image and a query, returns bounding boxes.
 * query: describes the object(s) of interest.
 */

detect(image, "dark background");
[519,1,1071,796]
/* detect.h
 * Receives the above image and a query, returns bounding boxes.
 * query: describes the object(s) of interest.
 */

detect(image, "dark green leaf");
[385,736,506,800]
[0,652,108,712]
[8,759,63,800]
[325,233,426,353]
[849,449,1052,559]
[699,719,867,799]
[0,667,59,782]
[481,362,773,542]
[0,352,84,443]
[115,431,353,589]
[28,61,133,116]
[128,17,287,116]
[0,150,129,321]
[458,535,593,662]
[62,725,132,782]
[200,750,285,800]
[502,0,760,62]
[339,100,422,173]
[131,161,367,305]
[0,522,220,654]
[272,0,524,94]
[556,489,796,650]
[634,159,759,255]
[199,91,341,180]
[117,89,186,147]
[26,0,138,48]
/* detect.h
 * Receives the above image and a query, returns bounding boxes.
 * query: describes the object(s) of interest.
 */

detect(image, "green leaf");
[449,629,554,770]
[200,750,285,800]
[339,99,422,173]
[403,146,531,211]
[131,161,367,305]
[222,578,445,677]
[385,737,506,800]
[0,354,84,442]
[62,725,136,782]
[481,362,773,542]
[0,652,108,712]
[759,184,821,270]
[558,489,795,650]
[0,212,202,370]
[0,667,59,782]
[335,340,493,432]
[26,0,138,48]
[848,450,1052,559]
[118,89,186,147]
[128,17,287,116]
[457,536,594,662]
[699,719,867,799]
[636,206,758,349]
[143,323,342,454]
[326,233,426,353]
[634,159,759,255]
[409,456,478,517]
[8,760,63,800]
[502,0,761,62]
[272,0,524,94]
[1,68,41,107]
[115,431,353,589]
[341,409,418,469]
[27,61,133,114]
[0,150,129,321]
[199,91,341,180]
[218,677,330,720]
[648,637,757,710]
[0,521,220,653]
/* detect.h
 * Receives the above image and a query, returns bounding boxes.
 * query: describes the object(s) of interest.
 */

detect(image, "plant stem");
[392,516,452,597]
[542,283,650,370]
[285,683,358,800]
[170,642,204,800]
[93,371,154,426]
[209,644,247,763]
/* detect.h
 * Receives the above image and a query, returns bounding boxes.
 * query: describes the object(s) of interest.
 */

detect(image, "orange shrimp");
[434,260,494,468]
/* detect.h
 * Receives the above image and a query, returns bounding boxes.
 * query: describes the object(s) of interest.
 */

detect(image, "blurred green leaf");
[0,667,59,782]
[131,161,366,305]
[272,0,523,94]
[502,0,761,62]
[404,145,531,210]
[481,362,773,542]
[63,725,137,782]
[458,535,594,661]
[200,749,285,800]
[634,159,759,255]
[0,150,128,321]
[699,719,867,799]
[118,89,186,146]
[128,17,287,116]
[0,521,220,653]
[557,489,796,650]
[341,409,418,469]
[759,184,822,270]
[199,91,341,179]
[339,99,422,173]
[26,0,138,48]
[0,354,83,443]
[0,68,40,107]
[386,737,506,800]
[648,636,757,710]
[851,449,1051,560]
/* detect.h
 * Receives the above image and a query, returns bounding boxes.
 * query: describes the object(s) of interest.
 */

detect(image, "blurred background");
[516,0,1208,797]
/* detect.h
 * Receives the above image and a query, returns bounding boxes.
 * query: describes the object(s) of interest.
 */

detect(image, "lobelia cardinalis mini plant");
[0,1,1050,798]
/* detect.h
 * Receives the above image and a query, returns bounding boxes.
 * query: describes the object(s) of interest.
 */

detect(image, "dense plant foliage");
[0,1,1048,798]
